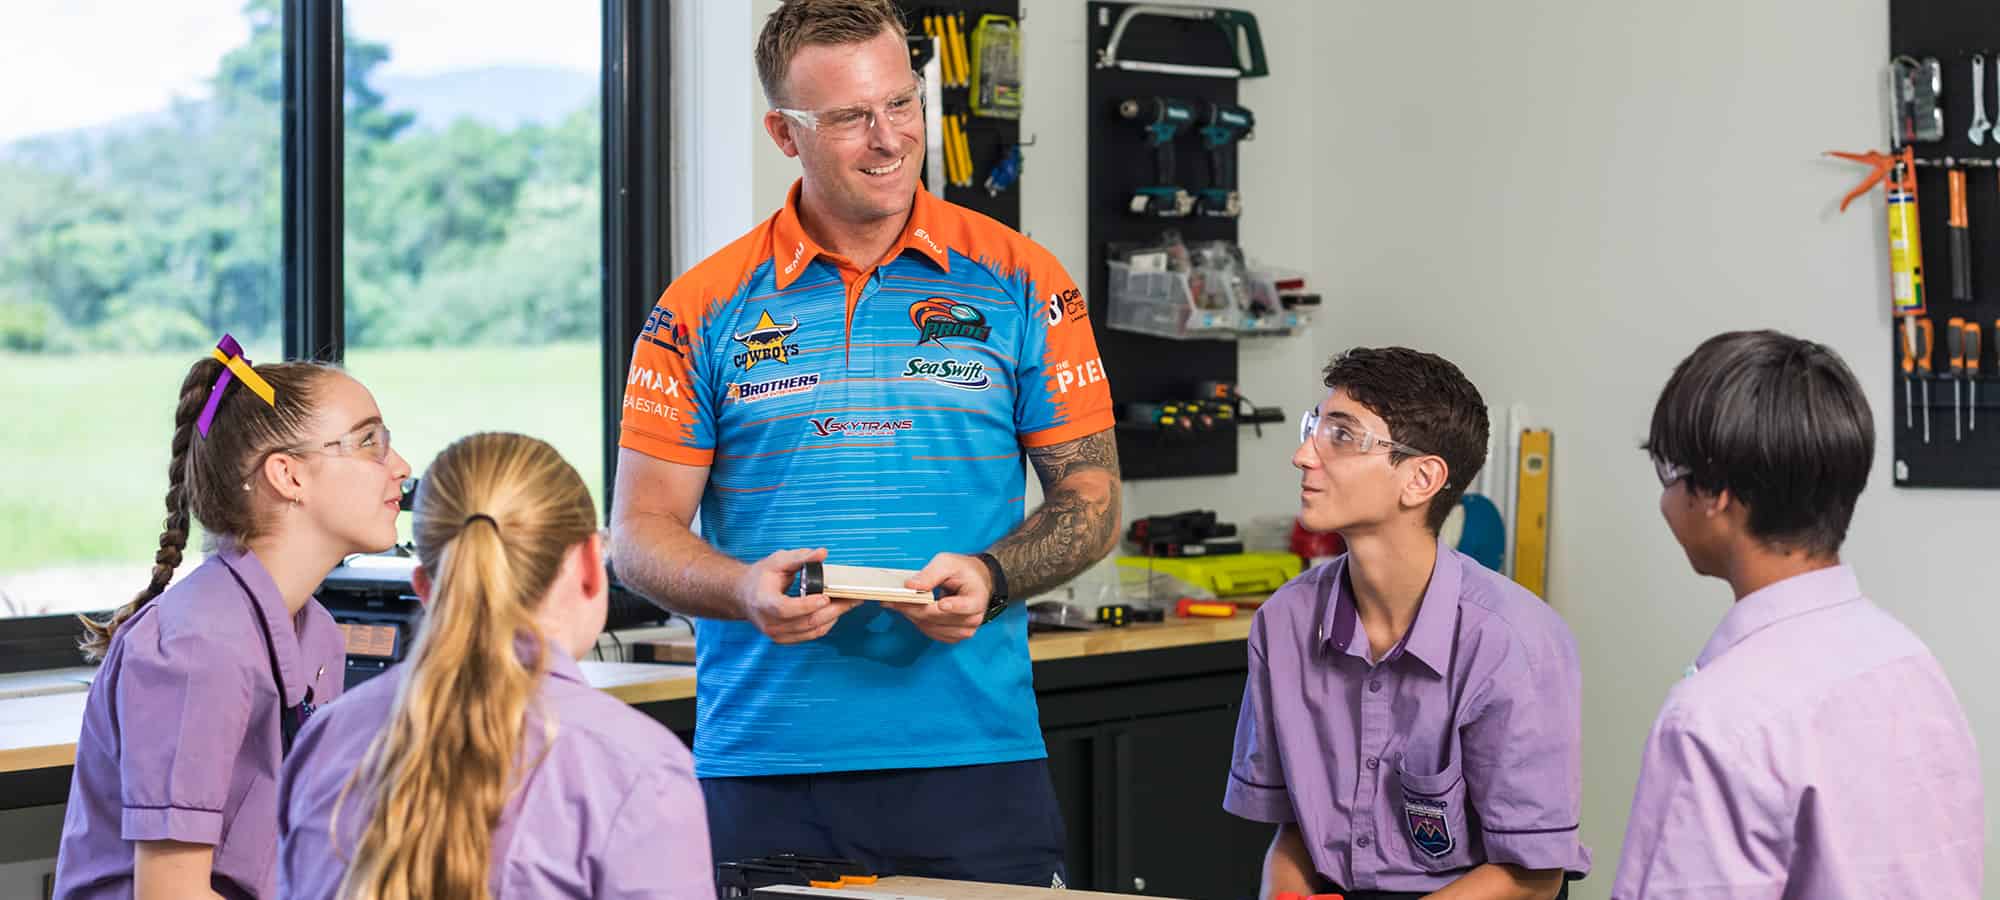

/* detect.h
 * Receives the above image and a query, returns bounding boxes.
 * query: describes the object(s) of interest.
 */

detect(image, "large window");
[0,1,283,619]
[0,0,667,663]
[340,1,605,520]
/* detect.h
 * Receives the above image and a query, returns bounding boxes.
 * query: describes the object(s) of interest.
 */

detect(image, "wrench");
[1972,55,1991,145]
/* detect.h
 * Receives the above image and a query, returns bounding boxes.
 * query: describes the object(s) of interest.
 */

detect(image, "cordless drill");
[1118,96,1197,218]
[1197,102,1255,218]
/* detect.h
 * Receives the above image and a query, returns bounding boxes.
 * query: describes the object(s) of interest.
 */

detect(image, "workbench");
[0,617,1266,899]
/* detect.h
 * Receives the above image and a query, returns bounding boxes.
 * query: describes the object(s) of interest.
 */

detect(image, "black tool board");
[899,1,1023,230]
[1889,0,2000,487]
[1087,1,1249,480]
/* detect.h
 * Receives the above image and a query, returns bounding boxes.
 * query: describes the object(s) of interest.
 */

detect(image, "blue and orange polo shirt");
[619,182,1115,777]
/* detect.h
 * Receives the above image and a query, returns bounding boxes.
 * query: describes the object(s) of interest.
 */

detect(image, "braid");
[78,359,220,660]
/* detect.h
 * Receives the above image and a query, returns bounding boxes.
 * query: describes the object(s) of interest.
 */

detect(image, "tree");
[0,0,597,354]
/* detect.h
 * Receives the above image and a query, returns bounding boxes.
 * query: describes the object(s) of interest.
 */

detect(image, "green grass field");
[1,342,603,612]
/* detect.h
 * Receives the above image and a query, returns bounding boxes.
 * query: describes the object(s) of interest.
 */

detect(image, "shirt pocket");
[214,771,278,894]
[1395,754,1477,873]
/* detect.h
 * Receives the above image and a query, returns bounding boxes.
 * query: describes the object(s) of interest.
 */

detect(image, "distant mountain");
[0,64,595,157]
[377,65,596,131]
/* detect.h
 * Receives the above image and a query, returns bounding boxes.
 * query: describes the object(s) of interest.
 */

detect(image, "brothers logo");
[902,357,991,390]
[725,373,821,405]
[909,297,991,346]
[730,310,802,369]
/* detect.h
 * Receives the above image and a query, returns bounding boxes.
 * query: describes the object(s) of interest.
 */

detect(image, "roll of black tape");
[792,560,826,597]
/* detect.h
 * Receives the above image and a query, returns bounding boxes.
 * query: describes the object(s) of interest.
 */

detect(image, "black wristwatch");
[975,552,1010,623]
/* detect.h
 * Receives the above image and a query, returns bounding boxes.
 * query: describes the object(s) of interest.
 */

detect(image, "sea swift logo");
[639,305,691,356]
[725,373,820,405]
[808,417,914,437]
[903,357,991,390]
[909,297,991,346]
[730,310,802,369]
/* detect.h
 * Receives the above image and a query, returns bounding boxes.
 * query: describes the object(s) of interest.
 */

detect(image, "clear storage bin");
[1105,260,1240,340]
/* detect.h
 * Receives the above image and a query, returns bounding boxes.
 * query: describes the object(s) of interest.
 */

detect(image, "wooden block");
[632,636,697,664]
[803,563,936,605]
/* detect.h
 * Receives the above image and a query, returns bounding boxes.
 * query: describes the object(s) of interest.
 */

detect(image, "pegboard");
[1888,0,2000,487]
[1086,1,1251,480]
[899,1,1024,230]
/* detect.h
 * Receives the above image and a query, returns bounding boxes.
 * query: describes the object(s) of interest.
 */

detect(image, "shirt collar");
[1315,540,1462,676]
[768,179,953,289]
[216,543,312,705]
[515,631,585,685]
[1695,564,1863,670]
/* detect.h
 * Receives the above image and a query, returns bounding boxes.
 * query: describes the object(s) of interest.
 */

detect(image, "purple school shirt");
[1223,544,1592,893]
[276,640,713,899]
[1612,565,1984,899]
[54,546,347,899]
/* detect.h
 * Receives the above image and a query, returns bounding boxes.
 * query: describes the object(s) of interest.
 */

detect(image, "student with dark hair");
[55,336,412,898]
[1226,347,1589,900]
[1613,330,1983,898]
[278,433,709,899]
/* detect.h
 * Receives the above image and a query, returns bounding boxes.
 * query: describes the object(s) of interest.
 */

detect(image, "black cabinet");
[1035,644,1270,899]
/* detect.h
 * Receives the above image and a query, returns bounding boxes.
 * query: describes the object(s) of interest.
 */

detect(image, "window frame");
[0,0,671,674]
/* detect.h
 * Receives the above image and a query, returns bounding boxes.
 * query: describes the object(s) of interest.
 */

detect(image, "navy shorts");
[703,759,1068,887]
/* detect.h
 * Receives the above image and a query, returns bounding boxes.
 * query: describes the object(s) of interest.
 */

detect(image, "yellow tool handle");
[950,13,971,87]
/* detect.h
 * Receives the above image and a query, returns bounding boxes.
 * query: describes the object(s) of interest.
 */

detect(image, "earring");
[242,482,251,492]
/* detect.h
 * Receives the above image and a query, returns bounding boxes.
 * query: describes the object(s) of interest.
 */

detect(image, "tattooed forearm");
[989,429,1122,599]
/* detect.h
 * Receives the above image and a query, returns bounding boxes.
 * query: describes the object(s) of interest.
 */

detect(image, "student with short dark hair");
[1613,330,1983,898]
[1226,347,1589,900]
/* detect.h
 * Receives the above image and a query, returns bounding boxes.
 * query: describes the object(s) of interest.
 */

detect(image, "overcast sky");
[0,0,599,143]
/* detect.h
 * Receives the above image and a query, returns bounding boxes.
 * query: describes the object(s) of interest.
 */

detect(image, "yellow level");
[1511,429,1552,598]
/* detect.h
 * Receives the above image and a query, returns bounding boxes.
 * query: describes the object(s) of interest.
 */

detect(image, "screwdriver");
[1917,317,1935,444]
[1949,316,1965,441]
[1967,321,1983,431]
[1901,317,1919,429]
[1950,169,1973,301]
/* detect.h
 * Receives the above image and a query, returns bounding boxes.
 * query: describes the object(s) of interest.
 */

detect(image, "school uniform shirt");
[1224,543,1592,893]
[1611,565,1983,899]
[53,546,346,899]
[618,180,1114,778]
[276,638,711,899]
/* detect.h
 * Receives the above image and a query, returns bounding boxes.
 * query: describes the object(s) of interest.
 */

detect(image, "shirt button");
[1366,757,1379,770]
[1356,836,1372,848]
[1368,679,1383,693]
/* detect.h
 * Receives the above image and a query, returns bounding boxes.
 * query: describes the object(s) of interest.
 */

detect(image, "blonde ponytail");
[333,433,597,900]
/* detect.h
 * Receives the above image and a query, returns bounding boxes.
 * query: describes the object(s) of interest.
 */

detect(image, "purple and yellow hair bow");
[195,334,277,436]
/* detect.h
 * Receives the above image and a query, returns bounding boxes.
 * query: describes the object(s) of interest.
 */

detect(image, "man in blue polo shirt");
[608,0,1120,886]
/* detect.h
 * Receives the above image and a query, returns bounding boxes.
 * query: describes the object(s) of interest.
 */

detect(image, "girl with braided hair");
[54,337,411,899]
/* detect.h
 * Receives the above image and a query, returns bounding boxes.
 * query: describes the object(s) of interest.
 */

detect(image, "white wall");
[1311,0,1999,895]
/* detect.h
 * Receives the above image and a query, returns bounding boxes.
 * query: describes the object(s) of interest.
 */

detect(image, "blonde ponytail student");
[277,433,712,900]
